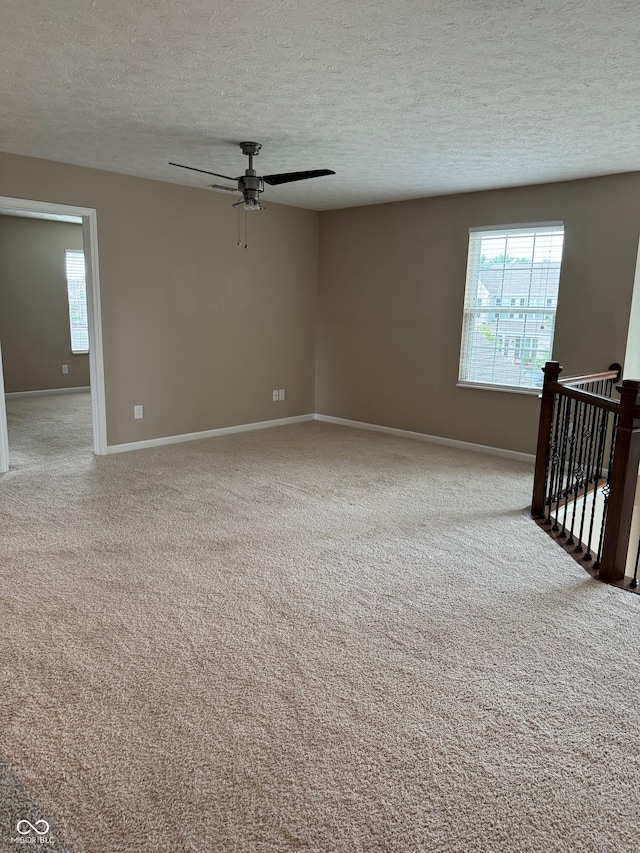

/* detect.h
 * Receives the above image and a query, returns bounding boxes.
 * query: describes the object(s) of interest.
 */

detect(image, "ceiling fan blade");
[168,162,237,182]
[211,184,240,193]
[262,169,335,186]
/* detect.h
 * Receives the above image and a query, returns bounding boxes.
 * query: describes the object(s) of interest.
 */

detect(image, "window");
[65,250,89,354]
[458,223,564,391]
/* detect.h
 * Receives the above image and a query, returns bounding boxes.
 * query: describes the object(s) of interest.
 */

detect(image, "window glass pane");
[65,250,89,354]
[459,225,563,390]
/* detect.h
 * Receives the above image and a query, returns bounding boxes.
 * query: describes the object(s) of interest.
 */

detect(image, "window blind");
[458,224,564,391]
[65,249,89,354]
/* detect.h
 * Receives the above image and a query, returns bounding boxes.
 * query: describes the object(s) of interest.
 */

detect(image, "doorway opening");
[0,197,106,472]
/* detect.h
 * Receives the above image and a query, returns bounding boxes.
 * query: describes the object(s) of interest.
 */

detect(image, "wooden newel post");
[599,379,640,584]
[531,360,563,518]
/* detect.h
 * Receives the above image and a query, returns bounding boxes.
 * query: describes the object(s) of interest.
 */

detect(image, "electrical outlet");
[272,390,279,402]
[134,405,144,419]
[61,364,69,374]
[278,389,285,401]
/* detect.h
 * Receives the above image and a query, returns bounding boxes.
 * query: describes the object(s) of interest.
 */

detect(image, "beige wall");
[1,152,637,456]
[317,173,640,454]
[0,152,319,446]
[0,215,88,393]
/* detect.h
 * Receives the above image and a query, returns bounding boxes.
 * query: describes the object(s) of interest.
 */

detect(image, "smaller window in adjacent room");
[65,249,89,354]
[458,223,564,391]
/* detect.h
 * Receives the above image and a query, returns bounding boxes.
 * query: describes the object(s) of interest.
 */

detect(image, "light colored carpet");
[4,391,92,467]
[2,394,640,852]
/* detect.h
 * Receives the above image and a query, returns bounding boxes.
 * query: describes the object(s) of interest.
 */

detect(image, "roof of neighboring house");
[478,262,561,298]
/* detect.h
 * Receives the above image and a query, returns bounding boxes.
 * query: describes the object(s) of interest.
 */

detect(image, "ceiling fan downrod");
[236,142,265,211]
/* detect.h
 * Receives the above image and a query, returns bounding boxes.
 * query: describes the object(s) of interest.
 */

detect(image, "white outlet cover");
[134,405,144,419]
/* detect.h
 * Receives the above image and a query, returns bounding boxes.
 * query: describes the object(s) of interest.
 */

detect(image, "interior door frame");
[0,196,107,472]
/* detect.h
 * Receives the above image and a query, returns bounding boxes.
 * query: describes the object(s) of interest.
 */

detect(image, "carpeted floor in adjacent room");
[2,393,640,852]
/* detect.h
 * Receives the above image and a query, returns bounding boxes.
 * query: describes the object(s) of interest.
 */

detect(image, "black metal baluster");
[555,397,574,532]
[586,398,602,488]
[552,396,573,532]
[567,403,589,545]
[584,407,610,561]
[594,487,610,570]
[567,399,589,544]
[560,399,582,538]
[545,394,565,524]
[576,399,599,553]
[594,413,618,570]
[630,538,640,589]
[539,392,557,518]
[545,395,567,524]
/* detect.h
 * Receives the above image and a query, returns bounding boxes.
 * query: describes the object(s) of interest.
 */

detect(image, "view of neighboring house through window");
[65,249,89,354]
[458,223,564,391]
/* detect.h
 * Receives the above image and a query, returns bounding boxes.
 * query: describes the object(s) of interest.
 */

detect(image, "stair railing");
[532,361,640,587]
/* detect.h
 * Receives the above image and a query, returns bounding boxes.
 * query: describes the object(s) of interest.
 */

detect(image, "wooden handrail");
[557,363,622,386]
[546,383,621,414]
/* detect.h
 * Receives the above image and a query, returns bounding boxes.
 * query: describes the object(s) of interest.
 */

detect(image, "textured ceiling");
[1,0,639,210]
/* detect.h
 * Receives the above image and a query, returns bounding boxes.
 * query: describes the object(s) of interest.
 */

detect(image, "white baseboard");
[314,414,535,464]
[107,414,315,454]
[5,386,90,398]
[106,411,534,461]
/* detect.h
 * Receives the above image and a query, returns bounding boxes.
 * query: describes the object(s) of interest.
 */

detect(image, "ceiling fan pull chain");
[237,204,248,248]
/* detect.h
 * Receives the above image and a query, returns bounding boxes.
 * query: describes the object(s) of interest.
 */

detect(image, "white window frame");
[457,221,564,394]
[65,249,89,354]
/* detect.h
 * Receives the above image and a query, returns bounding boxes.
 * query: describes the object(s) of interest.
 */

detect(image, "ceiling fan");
[169,142,335,211]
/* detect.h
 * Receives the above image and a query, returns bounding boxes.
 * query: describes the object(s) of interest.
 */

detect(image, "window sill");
[457,381,541,397]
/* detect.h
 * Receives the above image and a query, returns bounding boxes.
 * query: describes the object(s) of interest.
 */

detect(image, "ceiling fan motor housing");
[239,174,264,207]
[239,174,264,193]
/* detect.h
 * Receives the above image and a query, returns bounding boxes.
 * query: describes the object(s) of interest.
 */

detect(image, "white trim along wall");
[106,411,535,464]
